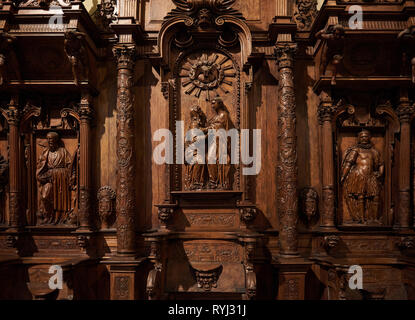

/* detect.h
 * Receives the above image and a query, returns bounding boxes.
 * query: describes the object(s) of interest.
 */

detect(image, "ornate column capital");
[275,42,297,69]
[5,95,21,125]
[318,93,336,124]
[79,92,94,121]
[396,101,415,123]
[113,44,137,70]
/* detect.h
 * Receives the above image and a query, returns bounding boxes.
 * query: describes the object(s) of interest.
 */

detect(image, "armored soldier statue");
[341,130,384,224]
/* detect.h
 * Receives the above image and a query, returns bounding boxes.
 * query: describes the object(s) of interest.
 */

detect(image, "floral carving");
[293,0,317,30]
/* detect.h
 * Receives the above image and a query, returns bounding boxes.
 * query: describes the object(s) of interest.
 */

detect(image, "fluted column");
[396,97,414,229]
[275,42,299,257]
[6,95,22,230]
[113,44,137,256]
[78,92,94,230]
[317,92,336,228]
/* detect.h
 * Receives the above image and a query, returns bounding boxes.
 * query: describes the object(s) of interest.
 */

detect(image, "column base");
[273,257,312,300]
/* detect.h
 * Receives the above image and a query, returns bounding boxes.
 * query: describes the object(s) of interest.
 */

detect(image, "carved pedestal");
[275,258,311,300]
[109,259,146,300]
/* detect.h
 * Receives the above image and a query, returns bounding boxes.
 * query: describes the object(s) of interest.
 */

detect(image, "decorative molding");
[184,242,241,263]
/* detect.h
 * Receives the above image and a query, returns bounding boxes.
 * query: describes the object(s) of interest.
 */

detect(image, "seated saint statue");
[36,132,75,224]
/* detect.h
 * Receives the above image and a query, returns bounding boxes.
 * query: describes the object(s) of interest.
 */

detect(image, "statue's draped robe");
[207,109,231,189]
[36,147,72,223]
[185,126,206,190]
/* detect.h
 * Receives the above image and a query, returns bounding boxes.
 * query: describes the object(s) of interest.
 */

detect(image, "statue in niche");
[0,155,8,224]
[185,105,207,190]
[184,98,232,191]
[206,97,231,190]
[300,187,318,224]
[36,132,76,225]
[340,130,384,224]
[316,24,345,85]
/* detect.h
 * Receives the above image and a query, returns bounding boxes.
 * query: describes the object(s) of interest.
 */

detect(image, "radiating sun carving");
[180,52,236,101]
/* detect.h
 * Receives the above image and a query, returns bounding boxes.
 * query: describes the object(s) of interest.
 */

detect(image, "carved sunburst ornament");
[181,53,236,101]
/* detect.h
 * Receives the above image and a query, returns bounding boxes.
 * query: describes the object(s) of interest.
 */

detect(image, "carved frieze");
[187,213,235,227]
[184,242,241,263]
